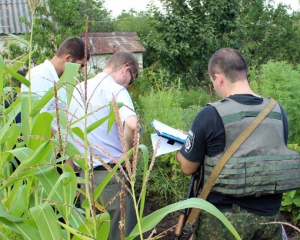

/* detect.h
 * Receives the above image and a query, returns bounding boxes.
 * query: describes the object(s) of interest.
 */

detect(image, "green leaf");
[40,166,77,210]
[138,144,149,219]
[8,34,29,46]
[61,140,87,170]
[61,62,80,107]
[28,112,53,150]
[86,115,110,134]
[82,149,134,208]
[5,183,28,218]
[35,166,84,228]
[0,218,40,240]
[8,52,32,73]
[126,198,241,240]
[71,126,85,140]
[62,212,110,240]
[0,56,4,95]
[59,221,95,240]
[20,93,40,144]
[293,196,300,207]
[2,147,33,163]
[3,94,21,119]
[0,122,20,146]
[0,142,53,190]
[107,102,116,133]
[30,204,65,240]
[0,204,24,222]
[3,65,30,87]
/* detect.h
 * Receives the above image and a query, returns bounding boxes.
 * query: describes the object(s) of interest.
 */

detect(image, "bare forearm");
[124,126,135,151]
[176,151,201,175]
[123,115,139,152]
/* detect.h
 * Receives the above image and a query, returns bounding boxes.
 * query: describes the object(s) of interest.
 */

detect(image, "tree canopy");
[21,0,113,64]
[143,0,300,88]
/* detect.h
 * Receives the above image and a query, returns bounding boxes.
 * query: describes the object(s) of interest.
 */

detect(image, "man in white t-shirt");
[68,52,139,240]
[21,37,90,132]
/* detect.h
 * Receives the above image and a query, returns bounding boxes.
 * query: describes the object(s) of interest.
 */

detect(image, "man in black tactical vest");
[176,48,300,239]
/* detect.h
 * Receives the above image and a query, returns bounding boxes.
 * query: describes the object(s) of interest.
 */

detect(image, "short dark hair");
[208,48,248,83]
[56,37,90,61]
[106,52,139,78]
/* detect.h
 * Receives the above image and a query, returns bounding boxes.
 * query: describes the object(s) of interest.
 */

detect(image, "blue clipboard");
[150,122,185,144]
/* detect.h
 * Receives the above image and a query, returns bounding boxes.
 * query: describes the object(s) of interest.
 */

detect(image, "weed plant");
[250,61,300,143]
[251,61,300,229]
[136,75,207,206]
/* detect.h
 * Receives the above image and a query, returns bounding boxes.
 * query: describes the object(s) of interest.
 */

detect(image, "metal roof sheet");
[81,32,146,55]
[0,0,32,34]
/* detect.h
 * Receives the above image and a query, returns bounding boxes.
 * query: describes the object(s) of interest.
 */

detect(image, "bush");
[136,74,205,206]
[250,61,300,143]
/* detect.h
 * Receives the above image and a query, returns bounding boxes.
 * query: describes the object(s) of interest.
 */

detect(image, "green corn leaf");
[126,198,241,240]
[3,65,30,87]
[59,222,94,240]
[0,142,53,190]
[35,166,83,228]
[20,93,40,144]
[0,56,4,94]
[61,62,80,107]
[5,183,28,218]
[8,52,32,73]
[56,139,87,170]
[40,166,77,210]
[8,34,29,46]
[138,144,149,219]
[0,204,24,222]
[0,218,40,240]
[0,122,21,148]
[15,142,52,170]
[81,148,133,208]
[68,212,110,240]
[3,94,21,119]
[30,204,65,240]
[86,115,110,134]
[107,102,116,133]
[71,126,85,140]
[2,147,33,163]
[28,112,53,150]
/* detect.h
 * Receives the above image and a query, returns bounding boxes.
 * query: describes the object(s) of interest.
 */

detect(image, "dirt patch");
[142,200,192,240]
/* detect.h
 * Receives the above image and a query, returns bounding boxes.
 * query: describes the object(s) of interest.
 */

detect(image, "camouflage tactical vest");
[204,97,300,197]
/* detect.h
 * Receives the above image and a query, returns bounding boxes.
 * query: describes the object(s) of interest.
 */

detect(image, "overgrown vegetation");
[1,0,300,238]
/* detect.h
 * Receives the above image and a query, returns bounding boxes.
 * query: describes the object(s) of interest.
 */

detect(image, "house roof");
[82,32,146,55]
[0,0,31,34]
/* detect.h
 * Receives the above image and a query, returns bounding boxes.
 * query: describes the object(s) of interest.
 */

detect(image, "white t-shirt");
[21,60,67,112]
[68,72,136,167]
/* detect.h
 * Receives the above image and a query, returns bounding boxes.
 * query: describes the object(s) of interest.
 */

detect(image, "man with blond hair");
[68,51,139,240]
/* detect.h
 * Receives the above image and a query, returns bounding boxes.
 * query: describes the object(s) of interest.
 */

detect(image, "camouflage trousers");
[193,205,281,240]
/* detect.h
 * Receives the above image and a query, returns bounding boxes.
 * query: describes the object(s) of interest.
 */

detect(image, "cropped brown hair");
[208,48,248,83]
[56,37,90,61]
[106,52,139,78]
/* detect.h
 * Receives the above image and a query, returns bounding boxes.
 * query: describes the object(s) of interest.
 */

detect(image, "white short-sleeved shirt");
[21,60,67,112]
[68,72,136,167]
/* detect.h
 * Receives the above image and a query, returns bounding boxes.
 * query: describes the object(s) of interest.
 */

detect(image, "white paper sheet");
[151,119,187,140]
[151,133,183,157]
